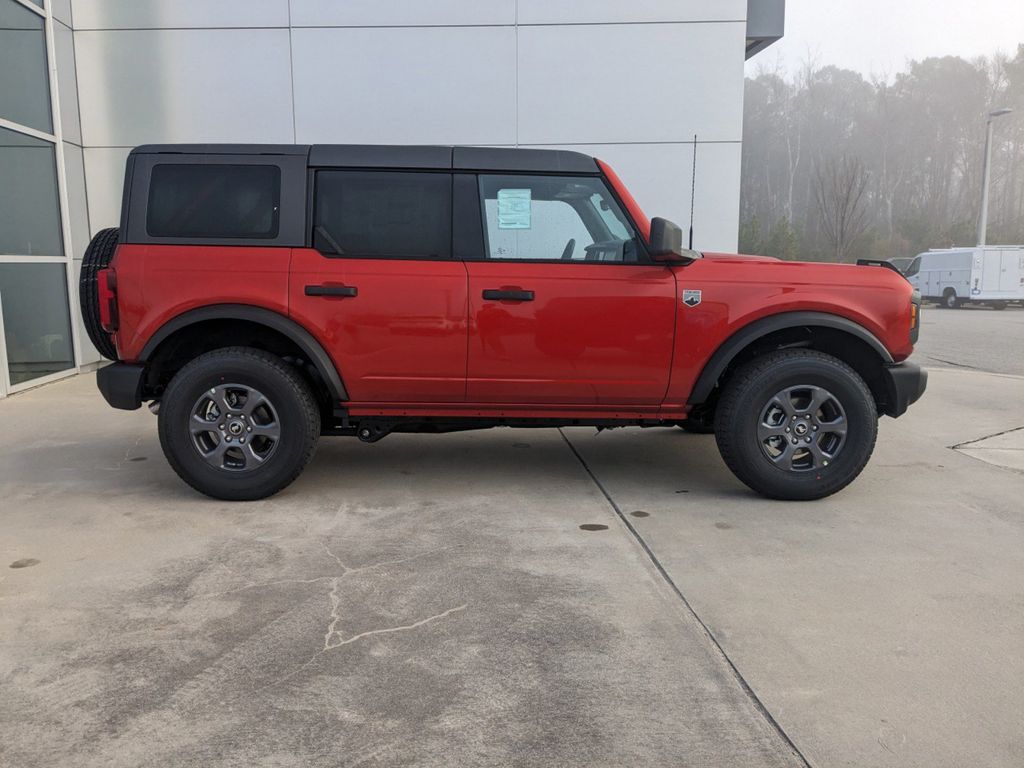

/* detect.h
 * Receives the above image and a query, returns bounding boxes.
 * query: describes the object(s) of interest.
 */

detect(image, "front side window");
[147,164,280,239]
[314,171,451,258]
[479,175,639,263]
[904,257,921,277]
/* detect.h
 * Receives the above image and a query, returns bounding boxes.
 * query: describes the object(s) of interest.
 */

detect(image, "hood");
[700,252,782,264]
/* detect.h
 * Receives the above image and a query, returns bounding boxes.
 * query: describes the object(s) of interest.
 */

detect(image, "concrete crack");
[323,577,344,650]
[101,433,145,471]
[951,425,1024,449]
[325,604,467,650]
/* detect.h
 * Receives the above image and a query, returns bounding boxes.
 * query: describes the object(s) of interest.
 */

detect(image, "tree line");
[740,46,1024,262]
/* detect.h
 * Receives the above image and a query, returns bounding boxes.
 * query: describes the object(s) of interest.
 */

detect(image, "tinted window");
[904,257,921,277]
[478,175,639,262]
[147,164,280,239]
[314,171,451,258]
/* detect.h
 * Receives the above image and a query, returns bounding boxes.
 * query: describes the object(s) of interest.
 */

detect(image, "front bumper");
[880,362,928,418]
[96,362,145,410]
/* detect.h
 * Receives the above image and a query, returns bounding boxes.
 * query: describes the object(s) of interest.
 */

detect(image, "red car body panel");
[288,248,468,402]
[113,244,291,361]
[465,261,676,404]
[661,254,916,404]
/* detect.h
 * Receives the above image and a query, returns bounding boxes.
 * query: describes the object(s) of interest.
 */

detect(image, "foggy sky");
[750,0,1024,78]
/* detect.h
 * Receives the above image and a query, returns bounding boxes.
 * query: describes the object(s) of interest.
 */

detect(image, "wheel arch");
[139,304,348,403]
[688,311,895,411]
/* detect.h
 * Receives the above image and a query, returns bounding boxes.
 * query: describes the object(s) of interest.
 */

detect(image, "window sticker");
[497,188,531,229]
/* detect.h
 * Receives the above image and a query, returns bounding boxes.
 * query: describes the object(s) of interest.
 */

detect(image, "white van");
[906,246,1024,309]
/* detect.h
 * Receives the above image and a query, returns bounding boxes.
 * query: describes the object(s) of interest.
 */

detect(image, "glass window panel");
[147,164,281,239]
[314,171,452,258]
[0,0,53,133]
[0,127,63,256]
[0,262,74,386]
[478,175,639,262]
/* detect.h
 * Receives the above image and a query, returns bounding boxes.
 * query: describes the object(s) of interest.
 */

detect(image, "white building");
[0,0,783,396]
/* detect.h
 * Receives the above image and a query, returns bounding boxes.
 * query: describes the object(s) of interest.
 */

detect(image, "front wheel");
[158,347,320,500]
[714,350,878,500]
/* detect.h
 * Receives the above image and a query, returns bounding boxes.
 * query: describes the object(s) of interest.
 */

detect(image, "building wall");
[49,0,759,366]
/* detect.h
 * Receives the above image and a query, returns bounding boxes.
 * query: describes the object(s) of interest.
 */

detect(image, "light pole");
[977,107,1013,246]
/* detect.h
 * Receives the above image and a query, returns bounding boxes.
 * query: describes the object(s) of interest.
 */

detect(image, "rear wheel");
[158,347,320,500]
[990,301,1007,311]
[942,289,961,309]
[78,227,119,360]
[714,350,877,500]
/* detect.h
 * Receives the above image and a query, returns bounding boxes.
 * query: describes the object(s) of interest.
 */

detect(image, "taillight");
[97,268,119,332]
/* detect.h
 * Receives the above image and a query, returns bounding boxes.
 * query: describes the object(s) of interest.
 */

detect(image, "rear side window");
[314,171,451,258]
[147,164,280,239]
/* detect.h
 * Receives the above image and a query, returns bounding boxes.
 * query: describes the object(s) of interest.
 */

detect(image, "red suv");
[80,144,925,501]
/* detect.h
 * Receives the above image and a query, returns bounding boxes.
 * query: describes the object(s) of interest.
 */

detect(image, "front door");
[290,170,467,403]
[463,173,676,405]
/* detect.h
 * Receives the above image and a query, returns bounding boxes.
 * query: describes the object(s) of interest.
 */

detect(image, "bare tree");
[740,46,1024,261]
[813,154,871,262]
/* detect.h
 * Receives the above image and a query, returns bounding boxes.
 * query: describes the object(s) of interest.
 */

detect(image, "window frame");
[468,172,654,265]
[309,168,455,261]
[125,153,307,247]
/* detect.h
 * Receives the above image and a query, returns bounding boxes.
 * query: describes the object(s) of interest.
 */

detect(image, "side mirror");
[648,217,701,263]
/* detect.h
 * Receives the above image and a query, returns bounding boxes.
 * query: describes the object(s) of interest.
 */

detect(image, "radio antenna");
[689,134,698,250]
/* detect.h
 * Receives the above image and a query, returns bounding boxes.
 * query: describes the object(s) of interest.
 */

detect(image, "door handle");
[305,284,357,297]
[482,288,534,302]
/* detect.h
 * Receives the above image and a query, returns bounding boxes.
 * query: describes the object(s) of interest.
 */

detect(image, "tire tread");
[158,347,320,500]
[715,349,877,500]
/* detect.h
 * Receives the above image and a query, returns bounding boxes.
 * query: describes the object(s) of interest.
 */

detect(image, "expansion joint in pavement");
[557,428,812,768]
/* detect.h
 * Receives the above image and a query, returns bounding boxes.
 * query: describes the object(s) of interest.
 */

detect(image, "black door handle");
[305,284,357,297]
[482,289,534,302]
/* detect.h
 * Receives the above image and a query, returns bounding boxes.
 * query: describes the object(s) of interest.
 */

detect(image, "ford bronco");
[80,144,926,501]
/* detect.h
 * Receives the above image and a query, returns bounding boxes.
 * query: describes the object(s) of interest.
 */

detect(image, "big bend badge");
[682,289,702,307]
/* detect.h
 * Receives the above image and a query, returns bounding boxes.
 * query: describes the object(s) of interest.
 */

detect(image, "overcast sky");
[748,0,1024,78]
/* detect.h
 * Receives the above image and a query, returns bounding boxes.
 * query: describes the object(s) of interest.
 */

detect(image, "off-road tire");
[714,349,878,500]
[158,347,320,500]
[78,227,119,360]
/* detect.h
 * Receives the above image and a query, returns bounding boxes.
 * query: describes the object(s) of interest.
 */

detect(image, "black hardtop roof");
[129,144,599,174]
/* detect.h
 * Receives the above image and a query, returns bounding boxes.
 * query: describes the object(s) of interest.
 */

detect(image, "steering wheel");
[560,238,576,261]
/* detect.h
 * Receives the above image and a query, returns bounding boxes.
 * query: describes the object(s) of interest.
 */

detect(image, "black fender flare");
[687,311,893,405]
[139,304,348,401]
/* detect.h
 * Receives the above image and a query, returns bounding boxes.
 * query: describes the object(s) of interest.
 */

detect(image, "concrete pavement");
[0,373,800,768]
[567,367,1024,767]
[2,342,1023,765]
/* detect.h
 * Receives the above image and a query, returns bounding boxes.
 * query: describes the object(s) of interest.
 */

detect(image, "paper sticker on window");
[497,189,531,229]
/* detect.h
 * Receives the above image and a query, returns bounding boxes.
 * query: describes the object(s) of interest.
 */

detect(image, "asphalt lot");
[2,309,1023,767]
[915,302,1024,375]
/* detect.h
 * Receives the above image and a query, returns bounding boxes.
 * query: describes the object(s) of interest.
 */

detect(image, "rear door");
[981,249,1002,293]
[290,170,468,403]
[460,173,676,405]
[999,250,1022,293]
